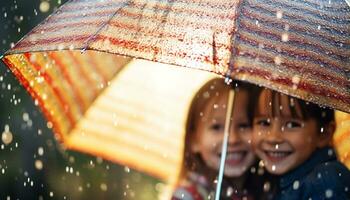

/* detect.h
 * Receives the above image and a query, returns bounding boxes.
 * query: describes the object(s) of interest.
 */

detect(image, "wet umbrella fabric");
[1,0,350,193]
[3,0,349,113]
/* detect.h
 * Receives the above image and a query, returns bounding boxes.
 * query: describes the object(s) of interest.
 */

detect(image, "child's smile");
[252,89,331,175]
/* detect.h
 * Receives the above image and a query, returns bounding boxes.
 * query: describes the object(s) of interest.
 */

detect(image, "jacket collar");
[279,147,336,188]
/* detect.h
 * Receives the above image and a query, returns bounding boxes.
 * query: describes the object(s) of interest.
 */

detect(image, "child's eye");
[255,119,271,127]
[285,121,302,129]
[210,123,224,131]
[237,123,251,131]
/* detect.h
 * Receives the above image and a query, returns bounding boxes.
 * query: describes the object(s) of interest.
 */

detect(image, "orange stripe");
[23,53,76,128]
[67,51,98,99]
[48,52,87,112]
[3,56,66,140]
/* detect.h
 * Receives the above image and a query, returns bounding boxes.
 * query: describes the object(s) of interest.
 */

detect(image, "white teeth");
[225,152,245,160]
[266,151,289,158]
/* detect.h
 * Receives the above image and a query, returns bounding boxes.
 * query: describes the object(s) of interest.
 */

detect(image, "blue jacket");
[274,147,350,200]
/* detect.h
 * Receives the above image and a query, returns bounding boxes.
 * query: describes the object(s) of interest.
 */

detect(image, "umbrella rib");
[227,0,245,78]
[81,1,130,52]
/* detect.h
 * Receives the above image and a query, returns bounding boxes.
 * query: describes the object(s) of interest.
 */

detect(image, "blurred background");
[0,0,161,199]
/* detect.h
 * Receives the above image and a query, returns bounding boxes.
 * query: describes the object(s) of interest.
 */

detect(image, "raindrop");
[226,186,233,197]
[275,144,279,149]
[100,183,108,191]
[23,113,29,121]
[272,165,276,171]
[274,56,282,65]
[39,1,50,13]
[281,33,289,42]
[325,189,333,198]
[124,166,130,173]
[49,191,54,197]
[259,160,265,167]
[4,12,7,18]
[35,160,43,170]
[318,25,321,30]
[263,181,271,192]
[2,125,13,145]
[276,11,283,19]
[46,122,53,129]
[292,180,300,190]
[320,127,324,133]
[327,149,333,156]
[38,147,44,156]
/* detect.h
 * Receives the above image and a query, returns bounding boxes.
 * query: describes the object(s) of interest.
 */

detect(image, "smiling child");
[252,88,350,199]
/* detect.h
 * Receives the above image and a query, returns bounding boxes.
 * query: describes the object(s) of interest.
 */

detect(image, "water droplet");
[272,165,276,171]
[274,56,282,65]
[2,125,13,145]
[124,166,130,173]
[293,180,299,190]
[39,1,50,13]
[276,11,283,19]
[263,181,271,192]
[325,189,333,198]
[281,33,289,42]
[38,147,44,156]
[35,160,43,170]
[47,122,53,129]
[100,183,108,191]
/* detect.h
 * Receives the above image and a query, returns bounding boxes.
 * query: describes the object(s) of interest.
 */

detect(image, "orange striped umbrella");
[1,0,350,179]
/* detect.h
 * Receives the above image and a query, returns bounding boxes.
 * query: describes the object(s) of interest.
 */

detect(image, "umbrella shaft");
[215,89,235,200]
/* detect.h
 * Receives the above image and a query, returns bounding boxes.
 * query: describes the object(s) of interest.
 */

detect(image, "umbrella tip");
[224,77,232,85]
[80,48,87,54]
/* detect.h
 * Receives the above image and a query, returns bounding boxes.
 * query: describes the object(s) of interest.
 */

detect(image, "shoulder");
[302,160,350,199]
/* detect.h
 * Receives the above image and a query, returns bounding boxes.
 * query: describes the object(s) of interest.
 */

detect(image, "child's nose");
[228,131,242,144]
[265,126,284,143]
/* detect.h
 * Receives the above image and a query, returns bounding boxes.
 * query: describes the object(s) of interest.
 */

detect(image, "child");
[172,79,270,200]
[252,88,350,199]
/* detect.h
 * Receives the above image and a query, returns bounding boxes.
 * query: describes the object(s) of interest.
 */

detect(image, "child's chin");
[224,167,247,177]
[265,164,289,175]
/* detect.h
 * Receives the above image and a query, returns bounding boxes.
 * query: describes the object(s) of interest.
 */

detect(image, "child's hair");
[254,88,335,129]
[177,78,257,184]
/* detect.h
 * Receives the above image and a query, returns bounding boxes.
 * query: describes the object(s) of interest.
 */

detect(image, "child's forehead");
[257,89,303,119]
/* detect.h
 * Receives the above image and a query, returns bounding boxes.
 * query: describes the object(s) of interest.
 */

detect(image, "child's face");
[252,90,328,175]
[192,89,255,177]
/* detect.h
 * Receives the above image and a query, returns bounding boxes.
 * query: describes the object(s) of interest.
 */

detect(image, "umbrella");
[1,0,349,196]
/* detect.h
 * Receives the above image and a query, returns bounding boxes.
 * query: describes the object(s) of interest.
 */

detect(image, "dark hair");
[254,88,335,128]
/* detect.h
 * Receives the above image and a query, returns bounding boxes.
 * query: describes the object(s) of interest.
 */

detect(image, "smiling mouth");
[219,151,248,165]
[264,150,292,162]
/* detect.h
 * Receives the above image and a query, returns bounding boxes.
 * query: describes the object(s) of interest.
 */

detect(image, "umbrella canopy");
[3,49,217,182]
[3,0,349,112]
[2,0,350,180]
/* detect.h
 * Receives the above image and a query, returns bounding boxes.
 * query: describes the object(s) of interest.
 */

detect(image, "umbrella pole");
[214,88,235,200]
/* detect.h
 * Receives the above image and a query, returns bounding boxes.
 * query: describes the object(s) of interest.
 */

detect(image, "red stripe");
[2,56,65,140]
[48,52,87,112]
[14,35,90,49]
[235,44,349,88]
[67,51,98,99]
[23,53,76,127]
[239,20,347,72]
[241,8,349,45]
[233,67,350,105]
[86,51,109,83]
[14,31,348,92]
